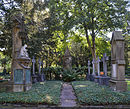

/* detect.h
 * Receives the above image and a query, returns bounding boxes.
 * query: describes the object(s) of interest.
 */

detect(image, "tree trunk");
[83,23,98,73]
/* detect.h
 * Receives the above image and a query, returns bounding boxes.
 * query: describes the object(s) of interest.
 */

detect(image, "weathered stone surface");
[60,83,77,107]
[9,13,32,92]
[110,31,127,92]
[61,100,77,107]
[63,47,72,70]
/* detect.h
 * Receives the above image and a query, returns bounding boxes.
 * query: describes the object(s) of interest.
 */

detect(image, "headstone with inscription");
[109,31,127,92]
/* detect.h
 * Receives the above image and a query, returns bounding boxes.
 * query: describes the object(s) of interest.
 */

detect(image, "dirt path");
[60,83,77,107]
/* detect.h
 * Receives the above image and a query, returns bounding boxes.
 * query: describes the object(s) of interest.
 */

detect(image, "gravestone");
[94,56,110,86]
[32,56,38,83]
[109,31,127,92]
[38,58,41,74]
[86,60,91,80]
[41,59,45,81]
[90,58,96,81]
[10,13,32,92]
[94,57,100,83]
[32,56,36,75]
[37,58,45,82]
[92,58,95,75]
[63,47,72,70]
[97,57,101,76]
[102,53,109,76]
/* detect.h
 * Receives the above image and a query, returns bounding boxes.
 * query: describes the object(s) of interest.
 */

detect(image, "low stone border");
[0,104,130,109]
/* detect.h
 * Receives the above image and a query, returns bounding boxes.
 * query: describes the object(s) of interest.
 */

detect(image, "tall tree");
[50,0,129,72]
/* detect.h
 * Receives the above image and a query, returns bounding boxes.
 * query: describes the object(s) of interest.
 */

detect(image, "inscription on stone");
[14,69,23,84]
[25,69,31,84]
[112,64,116,78]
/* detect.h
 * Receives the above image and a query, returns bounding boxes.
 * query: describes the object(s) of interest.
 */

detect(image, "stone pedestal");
[32,74,38,83]
[12,57,32,92]
[109,80,127,92]
[89,74,95,81]
[86,73,90,80]
[94,76,110,86]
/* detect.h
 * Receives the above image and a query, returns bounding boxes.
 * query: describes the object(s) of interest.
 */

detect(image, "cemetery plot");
[72,81,130,105]
[0,81,62,105]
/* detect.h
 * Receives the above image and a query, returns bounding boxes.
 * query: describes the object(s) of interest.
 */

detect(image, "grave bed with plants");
[72,81,130,105]
[0,81,62,105]
[127,80,130,91]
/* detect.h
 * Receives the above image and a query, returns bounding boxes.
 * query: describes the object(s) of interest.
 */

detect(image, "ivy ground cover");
[0,81,62,105]
[127,80,130,91]
[72,81,130,105]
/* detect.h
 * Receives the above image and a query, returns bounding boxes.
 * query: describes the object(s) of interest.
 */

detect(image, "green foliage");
[72,81,130,105]
[49,0,128,68]
[62,69,84,82]
[43,66,91,81]
[0,81,62,105]
[127,80,130,91]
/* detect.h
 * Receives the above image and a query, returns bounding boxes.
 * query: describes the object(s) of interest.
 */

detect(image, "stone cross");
[102,53,109,76]
[41,59,43,74]
[88,60,91,75]
[97,56,101,76]
[41,59,45,81]
[38,58,41,74]
[32,56,36,75]
[92,58,95,75]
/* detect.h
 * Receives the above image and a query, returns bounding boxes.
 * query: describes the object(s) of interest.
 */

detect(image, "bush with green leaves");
[0,81,62,105]
[72,81,130,105]
[42,66,90,81]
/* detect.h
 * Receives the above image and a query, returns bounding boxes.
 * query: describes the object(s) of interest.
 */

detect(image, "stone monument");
[109,31,127,92]
[63,47,72,70]
[102,53,109,76]
[32,56,38,83]
[94,57,101,83]
[11,13,32,92]
[94,55,110,86]
[86,60,91,80]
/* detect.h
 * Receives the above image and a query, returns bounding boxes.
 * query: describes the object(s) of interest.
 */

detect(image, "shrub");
[42,66,90,81]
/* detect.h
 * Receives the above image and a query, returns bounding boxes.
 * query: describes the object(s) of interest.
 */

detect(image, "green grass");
[0,81,62,105]
[127,80,130,91]
[72,81,130,105]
